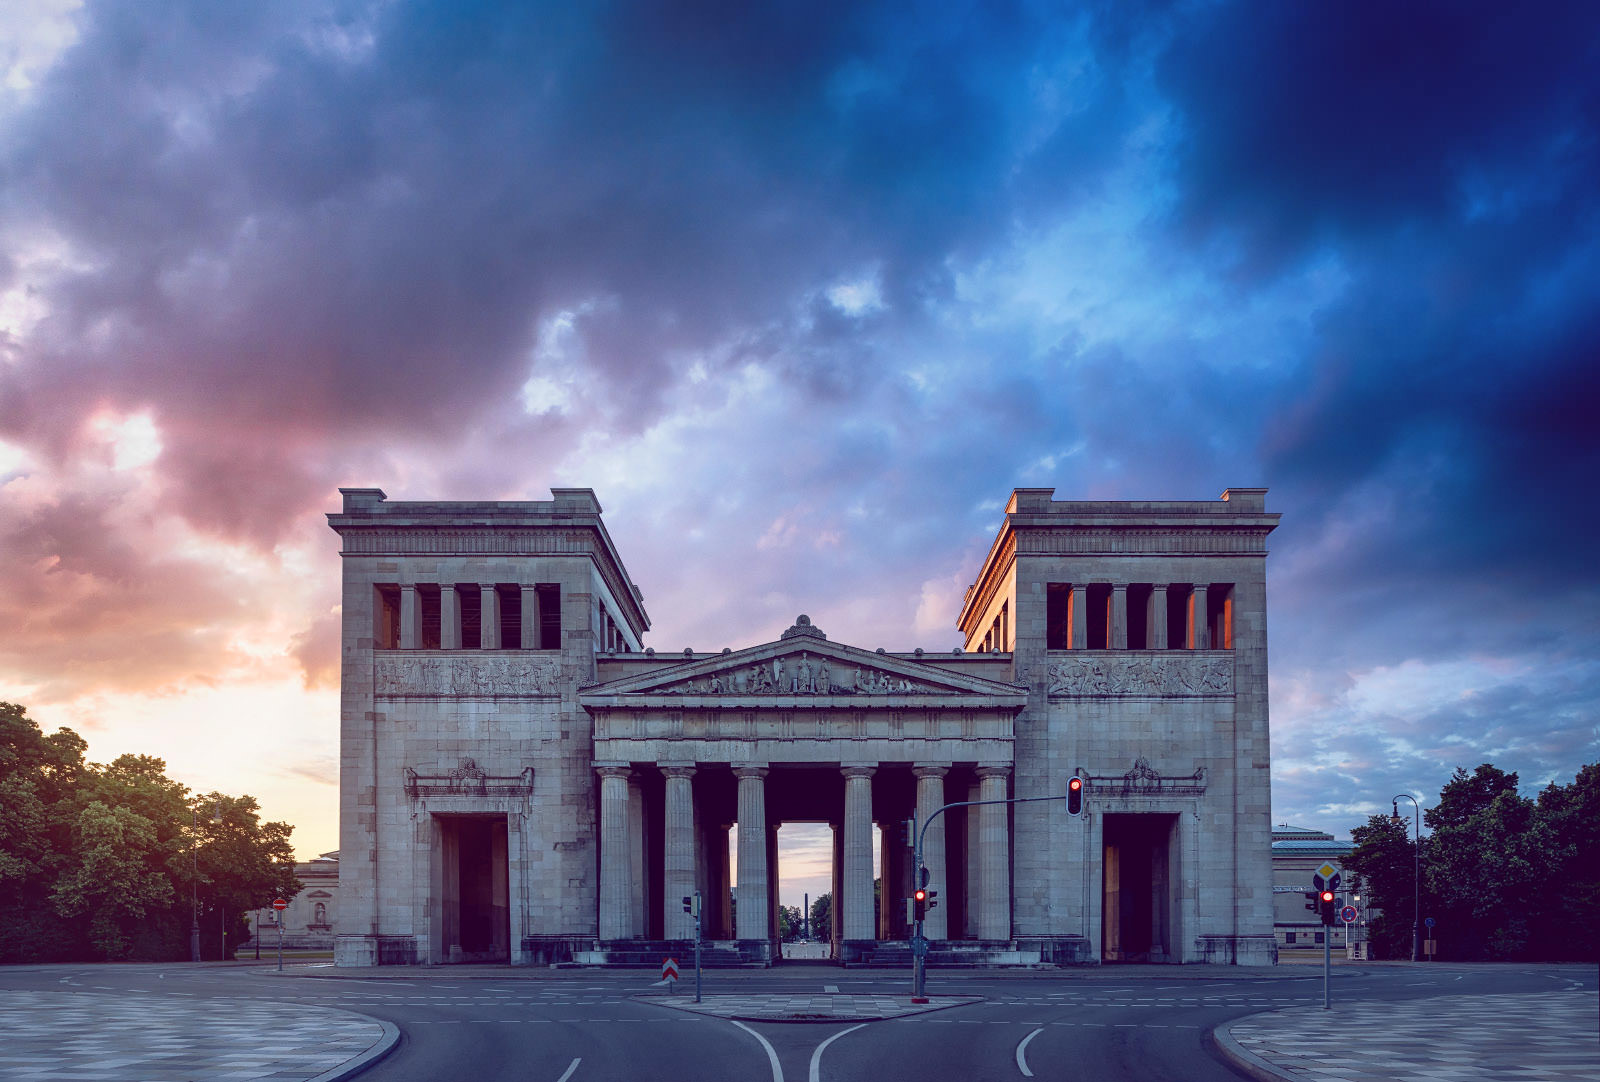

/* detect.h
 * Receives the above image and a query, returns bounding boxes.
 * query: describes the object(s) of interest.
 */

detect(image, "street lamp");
[190,800,222,963]
[1391,794,1421,963]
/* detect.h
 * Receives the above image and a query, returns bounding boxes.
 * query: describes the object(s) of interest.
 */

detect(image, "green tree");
[810,892,831,940]
[51,801,177,960]
[1530,764,1600,961]
[1426,782,1552,960]
[1345,813,1421,960]
[777,904,802,941]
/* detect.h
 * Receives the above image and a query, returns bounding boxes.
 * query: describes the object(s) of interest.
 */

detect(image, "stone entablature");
[374,653,562,697]
[1045,652,1233,697]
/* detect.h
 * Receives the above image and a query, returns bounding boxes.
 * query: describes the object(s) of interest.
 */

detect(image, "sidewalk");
[0,990,398,1081]
[1216,989,1600,1082]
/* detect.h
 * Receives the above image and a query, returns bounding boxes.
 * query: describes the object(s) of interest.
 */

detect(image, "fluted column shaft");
[662,765,697,940]
[399,584,420,649]
[734,766,770,941]
[520,585,541,650]
[1111,583,1128,650]
[977,766,1011,941]
[1070,584,1088,649]
[1191,584,1210,649]
[842,766,876,942]
[1148,584,1168,650]
[597,765,632,941]
[914,765,949,940]
[479,584,501,649]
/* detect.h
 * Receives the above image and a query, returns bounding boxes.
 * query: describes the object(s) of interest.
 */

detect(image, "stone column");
[878,822,895,938]
[1070,584,1088,649]
[480,584,501,649]
[520,585,541,650]
[1148,585,1168,650]
[914,764,949,940]
[830,823,843,950]
[767,825,780,950]
[977,765,1011,941]
[627,777,647,937]
[662,765,697,940]
[1191,584,1210,649]
[440,585,461,649]
[716,825,733,938]
[399,584,420,649]
[734,765,769,942]
[1110,583,1128,650]
[596,764,633,942]
[842,765,876,943]
[965,782,982,937]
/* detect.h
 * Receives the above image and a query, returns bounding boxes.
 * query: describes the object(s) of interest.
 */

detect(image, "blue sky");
[0,1,1596,884]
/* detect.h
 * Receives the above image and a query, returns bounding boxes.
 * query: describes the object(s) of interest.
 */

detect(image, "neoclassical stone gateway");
[330,486,1279,967]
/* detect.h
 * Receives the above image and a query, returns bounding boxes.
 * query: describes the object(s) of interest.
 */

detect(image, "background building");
[1270,825,1360,951]
[243,851,340,952]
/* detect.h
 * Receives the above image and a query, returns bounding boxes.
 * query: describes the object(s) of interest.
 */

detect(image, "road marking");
[810,1023,866,1082]
[555,1058,581,1082]
[1015,1027,1043,1077]
[824,985,840,993]
[731,1020,784,1082]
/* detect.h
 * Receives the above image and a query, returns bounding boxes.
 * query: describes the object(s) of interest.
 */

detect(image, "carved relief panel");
[1046,653,1232,697]
[374,654,559,697]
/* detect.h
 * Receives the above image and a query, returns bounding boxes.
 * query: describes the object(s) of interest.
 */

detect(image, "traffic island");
[638,992,983,1023]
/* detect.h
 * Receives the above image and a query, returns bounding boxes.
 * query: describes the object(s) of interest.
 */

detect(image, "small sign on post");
[661,957,680,987]
[272,899,287,972]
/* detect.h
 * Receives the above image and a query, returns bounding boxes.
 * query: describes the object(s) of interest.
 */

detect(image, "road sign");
[1311,863,1341,892]
[1425,916,1435,928]
[1340,905,1358,924]
[271,899,288,911]
[910,934,929,958]
[661,957,680,982]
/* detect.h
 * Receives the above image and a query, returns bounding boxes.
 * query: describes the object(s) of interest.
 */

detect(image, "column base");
[520,935,591,966]
[1016,935,1096,965]
[1193,934,1278,966]
[335,934,417,967]
[572,939,772,967]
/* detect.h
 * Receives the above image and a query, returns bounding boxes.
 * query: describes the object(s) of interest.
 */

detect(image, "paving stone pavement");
[0,991,393,1081]
[1220,989,1600,1082]
[644,992,982,1022]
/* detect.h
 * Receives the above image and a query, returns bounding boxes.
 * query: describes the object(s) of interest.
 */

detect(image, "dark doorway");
[435,815,509,963]
[1102,813,1177,963]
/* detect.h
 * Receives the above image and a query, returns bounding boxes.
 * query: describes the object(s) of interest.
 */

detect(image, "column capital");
[400,582,418,593]
[732,763,769,779]
[912,763,950,780]
[1151,582,1169,593]
[840,763,876,780]
[1111,582,1128,592]
[975,763,1012,780]
[594,762,632,780]
[661,762,697,779]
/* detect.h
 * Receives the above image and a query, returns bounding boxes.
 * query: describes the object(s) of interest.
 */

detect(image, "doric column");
[767,825,780,948]
[734,765,769,942]
[662,764,697,940]
[976,765,1011,941]
[479,584,501,649]
[1070,584,1088,649]
[716,825,733,938]
[399,584,420,649]
[1190,584,1209,649]
[878,822,895,939]
[596,764,633,941]
[830,823,843,949]
[520,585,541,650]
[914,764,949,940]
[1148,584,1168,650]
[842,765,876,942]
[1110,583,1128,650]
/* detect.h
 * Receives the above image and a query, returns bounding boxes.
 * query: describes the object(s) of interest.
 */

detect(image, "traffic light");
[1066,775,1084,816]
[682,895,693,914]
[1303,891,1318,913]
[913,887,929,921]
[925,889,937,912]
[1318,890,1336,926]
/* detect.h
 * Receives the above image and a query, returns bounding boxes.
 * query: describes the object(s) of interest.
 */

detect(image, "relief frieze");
[655,654,953,697]
[375,654,559,697]
[1047,653,1232,697]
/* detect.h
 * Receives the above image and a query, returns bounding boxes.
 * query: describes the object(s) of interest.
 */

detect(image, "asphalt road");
[2,960,1590,1082]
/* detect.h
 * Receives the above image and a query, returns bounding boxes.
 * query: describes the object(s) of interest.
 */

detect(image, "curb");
[305,1015,402,1082]
[638,994,984,1025]
[1208,1017,1294,1082]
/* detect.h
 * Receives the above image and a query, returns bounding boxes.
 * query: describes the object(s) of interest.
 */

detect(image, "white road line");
[1015,1027,1043,1078]
[555,1057,581,1082]
[809,1023,866,1082]
[731,1020,784,1082]
[823,985,840,993]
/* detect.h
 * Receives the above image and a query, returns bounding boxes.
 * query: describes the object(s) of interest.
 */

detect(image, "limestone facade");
[330,485,1278,967]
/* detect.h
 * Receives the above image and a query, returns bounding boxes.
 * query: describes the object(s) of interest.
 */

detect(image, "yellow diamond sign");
[1315,862,1339,882]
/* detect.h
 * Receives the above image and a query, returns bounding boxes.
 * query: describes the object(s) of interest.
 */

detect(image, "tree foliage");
[810,891,831,940]
[0,702,302,963]
[1346,761,1598,962]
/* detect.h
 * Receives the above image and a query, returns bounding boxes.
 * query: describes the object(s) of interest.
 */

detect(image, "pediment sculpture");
[652,652,954,697]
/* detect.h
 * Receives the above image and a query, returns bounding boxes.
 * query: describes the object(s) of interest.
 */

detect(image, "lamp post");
[1391,794,1421,963]
[190,800,222,963]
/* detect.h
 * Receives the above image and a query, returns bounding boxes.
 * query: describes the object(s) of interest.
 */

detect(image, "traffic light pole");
[911,793,1069,1001]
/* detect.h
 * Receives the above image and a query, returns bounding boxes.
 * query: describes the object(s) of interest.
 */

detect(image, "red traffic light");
[1066,775,1084,816]
[913,888,928,902]
[1320,891,1334,902]
[1068,777,1082,791]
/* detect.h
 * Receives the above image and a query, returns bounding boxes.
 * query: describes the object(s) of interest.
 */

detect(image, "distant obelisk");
[803,892,810,938]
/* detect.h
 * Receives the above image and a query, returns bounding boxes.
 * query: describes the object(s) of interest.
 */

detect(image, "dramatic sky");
[2,1,1597,906]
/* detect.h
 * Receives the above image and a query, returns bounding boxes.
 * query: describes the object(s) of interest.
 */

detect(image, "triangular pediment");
[580,616,1026,707]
